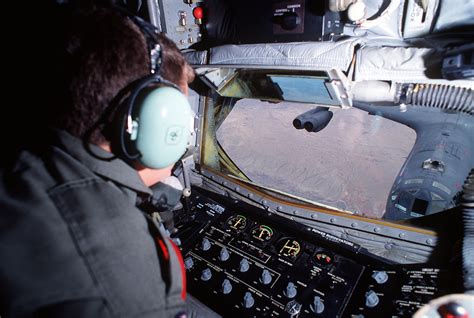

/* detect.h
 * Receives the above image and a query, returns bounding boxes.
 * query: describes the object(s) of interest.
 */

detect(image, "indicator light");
[193,6,203,24]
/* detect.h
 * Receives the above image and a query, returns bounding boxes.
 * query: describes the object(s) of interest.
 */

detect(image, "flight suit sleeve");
[32,298,111,318]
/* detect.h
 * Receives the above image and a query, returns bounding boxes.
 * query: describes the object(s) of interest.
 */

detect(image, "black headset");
[113,12,194,169]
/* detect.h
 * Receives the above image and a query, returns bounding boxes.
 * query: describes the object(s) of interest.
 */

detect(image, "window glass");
[215,99,417,219]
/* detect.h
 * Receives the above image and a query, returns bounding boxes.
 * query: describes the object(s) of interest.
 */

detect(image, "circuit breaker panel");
[150,0,203,49]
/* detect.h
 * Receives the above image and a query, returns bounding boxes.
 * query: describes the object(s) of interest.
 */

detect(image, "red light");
[193,7,203,20]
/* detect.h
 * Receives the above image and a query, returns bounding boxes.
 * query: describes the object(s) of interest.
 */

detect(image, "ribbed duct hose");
[462,169,474,293]
[399,84,473,115]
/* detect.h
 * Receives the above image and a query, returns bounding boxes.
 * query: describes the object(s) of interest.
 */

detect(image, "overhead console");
[150,0,344,49]
[173,187,459,317]
[196,0,344,46]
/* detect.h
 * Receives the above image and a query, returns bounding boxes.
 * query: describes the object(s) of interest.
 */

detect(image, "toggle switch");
[178,11,187,26]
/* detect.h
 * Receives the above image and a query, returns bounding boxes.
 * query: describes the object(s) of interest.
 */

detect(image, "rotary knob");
[365,290,380,308]
[281,11,301,30]
[239,258,250,272]
[184,257,194,270]
[201,268,212,281]
[285,299,302,317]
[219,247,230,261]
[201,238,211,251]
[222,279,233,294]
[310,296,325,314]
[243,292,255,308]
[284,282,297,298]
[260,269,272,285]
[372,271,389,284]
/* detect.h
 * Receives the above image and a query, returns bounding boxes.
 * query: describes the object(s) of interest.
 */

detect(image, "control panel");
[154,0,203,49]
[152,0,344,49]
[174,188,454,317]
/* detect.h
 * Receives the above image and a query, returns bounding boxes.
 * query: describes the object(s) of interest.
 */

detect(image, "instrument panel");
[174,188,454,317]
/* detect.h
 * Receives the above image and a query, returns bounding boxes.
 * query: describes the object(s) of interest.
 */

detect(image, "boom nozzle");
[293,107,333,132]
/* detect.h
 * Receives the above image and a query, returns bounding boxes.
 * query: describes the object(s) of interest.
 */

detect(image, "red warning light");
[193,6,203,20]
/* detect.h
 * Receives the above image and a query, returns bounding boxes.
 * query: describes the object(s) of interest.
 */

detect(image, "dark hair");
[46,6,191,145]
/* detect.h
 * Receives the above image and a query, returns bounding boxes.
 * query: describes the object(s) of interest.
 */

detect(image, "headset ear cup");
[134,86,194,169]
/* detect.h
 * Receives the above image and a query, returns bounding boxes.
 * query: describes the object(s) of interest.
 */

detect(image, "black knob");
[281,11,300,30]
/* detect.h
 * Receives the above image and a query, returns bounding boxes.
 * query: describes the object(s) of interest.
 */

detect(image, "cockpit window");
[199,68,473,224]
[205,98,416,219]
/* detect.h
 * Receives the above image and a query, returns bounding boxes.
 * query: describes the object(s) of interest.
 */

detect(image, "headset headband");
[112,4,162,74]
[127,15,162,74]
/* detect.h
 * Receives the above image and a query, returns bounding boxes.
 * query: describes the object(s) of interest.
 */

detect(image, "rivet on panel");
[330,218,336,223]
[398,232,405,238]
[374,227,381,233]
[311,213,317,219]
[426,239,433,245]
[351,222,357,228]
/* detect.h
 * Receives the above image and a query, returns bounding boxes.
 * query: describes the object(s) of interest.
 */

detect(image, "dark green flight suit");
[0,130,186,317]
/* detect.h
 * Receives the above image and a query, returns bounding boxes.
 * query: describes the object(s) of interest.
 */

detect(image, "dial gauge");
[314,251,333,266]
[278,239,302,258]
[251,225,273,242]
[226,215,247,231]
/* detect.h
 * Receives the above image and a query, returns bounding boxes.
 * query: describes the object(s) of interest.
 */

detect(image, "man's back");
[0,130,185,317]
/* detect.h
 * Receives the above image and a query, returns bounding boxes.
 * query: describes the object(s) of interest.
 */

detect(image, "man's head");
[46,5,194,147]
